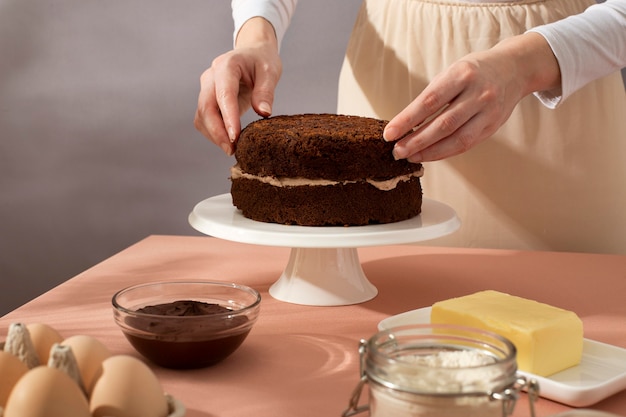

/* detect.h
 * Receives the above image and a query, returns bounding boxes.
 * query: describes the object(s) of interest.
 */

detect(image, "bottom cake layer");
[231,177,422,226]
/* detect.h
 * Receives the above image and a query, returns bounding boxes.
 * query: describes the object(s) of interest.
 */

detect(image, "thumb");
[251,89,274,118]
[254,98,273,117]
[251,71,279,118]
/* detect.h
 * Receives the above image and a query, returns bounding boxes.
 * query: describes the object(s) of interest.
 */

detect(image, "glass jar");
[343,324,539,417]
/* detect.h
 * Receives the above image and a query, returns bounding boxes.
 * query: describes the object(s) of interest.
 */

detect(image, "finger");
[250,61,281,117]
[392,94,477,160]
[384,71,466,142]
[405,111,496,162]
[212,60,245,142]
[194,107,234,156]
[194,70,234,155]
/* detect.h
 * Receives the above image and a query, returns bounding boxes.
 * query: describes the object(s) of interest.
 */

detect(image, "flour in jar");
[369,349,506,417]
[402,349,497,367]
[386,349,501,394]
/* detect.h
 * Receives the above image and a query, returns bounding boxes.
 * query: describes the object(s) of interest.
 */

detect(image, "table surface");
[2,235,626,417]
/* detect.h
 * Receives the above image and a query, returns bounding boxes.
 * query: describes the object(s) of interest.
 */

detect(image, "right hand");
[194,18,282,156]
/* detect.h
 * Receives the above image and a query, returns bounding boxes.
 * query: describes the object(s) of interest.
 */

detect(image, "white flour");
[401,350,496,367]
[370,350,506,417]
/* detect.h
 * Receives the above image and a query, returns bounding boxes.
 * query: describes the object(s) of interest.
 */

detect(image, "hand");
[383,33,561,162]
[194,18,282,155]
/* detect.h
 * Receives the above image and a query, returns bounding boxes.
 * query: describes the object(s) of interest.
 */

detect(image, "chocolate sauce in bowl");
[137,300,232,316]
[125,300,250,369]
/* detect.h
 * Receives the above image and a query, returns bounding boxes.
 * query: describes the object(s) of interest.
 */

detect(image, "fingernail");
[220,142,232,156]
[384,126,398,142]
[259,101,272,116]
[227,127,237,143]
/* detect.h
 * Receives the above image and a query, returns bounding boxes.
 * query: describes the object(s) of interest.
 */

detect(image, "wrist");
[235,17,278,51]
[496,32,561,97]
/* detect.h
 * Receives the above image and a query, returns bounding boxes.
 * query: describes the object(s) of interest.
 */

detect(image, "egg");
[3,366,91,417]
[0,351,29,407]
[90,355,169,417]
[26,323,63,365]
[61,334,112,396]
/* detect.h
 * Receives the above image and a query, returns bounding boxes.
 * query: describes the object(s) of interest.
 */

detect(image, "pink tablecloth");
[2,235,625,417]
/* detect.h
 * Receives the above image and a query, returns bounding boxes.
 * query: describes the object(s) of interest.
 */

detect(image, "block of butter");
[430,290,583,377]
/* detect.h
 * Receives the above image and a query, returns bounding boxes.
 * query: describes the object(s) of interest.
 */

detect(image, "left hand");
[383,33,560,162]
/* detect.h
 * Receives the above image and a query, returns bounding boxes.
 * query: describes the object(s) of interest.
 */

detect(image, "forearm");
[231,0,297,50]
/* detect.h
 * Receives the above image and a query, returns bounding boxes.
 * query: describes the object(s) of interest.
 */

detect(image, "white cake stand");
[188,194,460,306]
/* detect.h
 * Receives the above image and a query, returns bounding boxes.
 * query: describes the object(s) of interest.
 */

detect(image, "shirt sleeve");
[527,0,626,108]
[231,0,298,50]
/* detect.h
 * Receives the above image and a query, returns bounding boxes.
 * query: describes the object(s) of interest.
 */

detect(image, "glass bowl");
[112,281,261,369]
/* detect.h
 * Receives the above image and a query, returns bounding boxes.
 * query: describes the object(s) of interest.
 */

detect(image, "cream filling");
[230,164,424,191]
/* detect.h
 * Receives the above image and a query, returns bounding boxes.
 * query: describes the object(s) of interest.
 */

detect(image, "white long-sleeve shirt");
[231,0,626,107]
[528,0,626,108]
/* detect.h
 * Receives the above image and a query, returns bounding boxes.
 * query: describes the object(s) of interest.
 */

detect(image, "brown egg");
[90,355,169,417]
[26,323,63,365]
[61,334,112,396]
[3,366,91,417]
[0,351,29,407]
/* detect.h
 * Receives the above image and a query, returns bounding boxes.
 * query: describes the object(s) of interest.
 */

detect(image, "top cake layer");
[235,114,421,181]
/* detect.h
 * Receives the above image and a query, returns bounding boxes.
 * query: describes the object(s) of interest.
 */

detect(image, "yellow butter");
[430,290,583,377]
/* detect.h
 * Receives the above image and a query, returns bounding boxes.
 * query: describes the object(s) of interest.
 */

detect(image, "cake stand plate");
[189,194,460,306]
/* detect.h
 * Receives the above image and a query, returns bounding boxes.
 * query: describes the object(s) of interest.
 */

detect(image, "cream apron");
[337,0,626,254]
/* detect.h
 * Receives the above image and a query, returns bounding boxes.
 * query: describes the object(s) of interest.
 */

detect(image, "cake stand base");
[189,194,460,306]
[269,247,377,306]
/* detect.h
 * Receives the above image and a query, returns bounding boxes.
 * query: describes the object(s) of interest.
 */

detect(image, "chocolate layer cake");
[230,114,423,226]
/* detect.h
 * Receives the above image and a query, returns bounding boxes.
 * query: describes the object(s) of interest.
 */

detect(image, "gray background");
[0,0,361,315]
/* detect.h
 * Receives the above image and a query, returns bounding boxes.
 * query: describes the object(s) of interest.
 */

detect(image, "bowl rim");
[112,280,261,320]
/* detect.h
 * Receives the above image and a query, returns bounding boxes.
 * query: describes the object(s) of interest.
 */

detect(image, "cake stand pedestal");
[188,194,460,306]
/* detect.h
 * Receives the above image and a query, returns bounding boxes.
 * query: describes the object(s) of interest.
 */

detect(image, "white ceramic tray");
[378,307,626,408]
